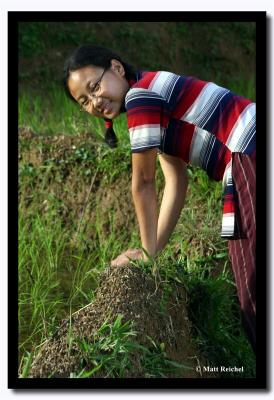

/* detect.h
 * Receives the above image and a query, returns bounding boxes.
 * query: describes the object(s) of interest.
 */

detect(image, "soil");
[28,264,208,378]
[19,127,137,245]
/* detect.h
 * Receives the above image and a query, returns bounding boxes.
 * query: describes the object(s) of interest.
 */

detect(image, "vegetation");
[18,21,256,378]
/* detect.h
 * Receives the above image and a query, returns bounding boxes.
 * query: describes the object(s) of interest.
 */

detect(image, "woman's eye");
[88,82,100,96]
[94,83,100,92]
[89,84,96,94]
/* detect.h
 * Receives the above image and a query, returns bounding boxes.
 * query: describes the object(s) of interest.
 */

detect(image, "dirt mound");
[28,265,205,378]
[19,128,137,244]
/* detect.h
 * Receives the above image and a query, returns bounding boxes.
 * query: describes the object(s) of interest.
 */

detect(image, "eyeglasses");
[79,68,107,110]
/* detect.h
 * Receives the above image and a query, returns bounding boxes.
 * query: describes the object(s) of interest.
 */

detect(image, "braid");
[104,119,118,148]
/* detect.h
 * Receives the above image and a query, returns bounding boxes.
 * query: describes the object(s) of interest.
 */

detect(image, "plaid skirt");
[228,151,256,352]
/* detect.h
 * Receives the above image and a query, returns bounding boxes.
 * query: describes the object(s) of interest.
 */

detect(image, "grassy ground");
[18,21,256,378]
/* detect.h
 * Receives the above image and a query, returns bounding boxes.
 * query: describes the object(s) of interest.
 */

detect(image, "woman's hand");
[110,248,143,267]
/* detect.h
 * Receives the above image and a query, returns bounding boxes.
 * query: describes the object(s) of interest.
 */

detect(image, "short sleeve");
[125,88,169,153]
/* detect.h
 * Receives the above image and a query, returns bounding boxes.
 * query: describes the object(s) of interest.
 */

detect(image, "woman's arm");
[131,148,158,259]
[110,148,158,266]
[111,150,188,266]
[157,153,188,252]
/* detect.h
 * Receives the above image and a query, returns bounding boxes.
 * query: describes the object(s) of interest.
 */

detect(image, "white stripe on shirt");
[129,125,163,151]
[225,103,256,152]
[189,126,211,166]
[149,71,180,102]
[126,88,163,104]
[182,82,229,126]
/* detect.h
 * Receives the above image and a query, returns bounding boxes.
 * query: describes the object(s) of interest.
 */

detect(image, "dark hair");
[63,44,136,83]
[63,44,136,147]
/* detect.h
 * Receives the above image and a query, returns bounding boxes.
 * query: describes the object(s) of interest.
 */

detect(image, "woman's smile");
[99,101,112,115]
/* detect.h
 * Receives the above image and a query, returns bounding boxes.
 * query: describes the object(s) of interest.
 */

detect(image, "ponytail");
[104,119,118,148]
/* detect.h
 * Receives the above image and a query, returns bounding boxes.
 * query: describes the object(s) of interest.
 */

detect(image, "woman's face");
[67,59,129,119]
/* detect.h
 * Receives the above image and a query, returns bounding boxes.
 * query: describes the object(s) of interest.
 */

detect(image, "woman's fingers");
[124,248,143,259]
[110,249,143,267]
[110,254,130,267]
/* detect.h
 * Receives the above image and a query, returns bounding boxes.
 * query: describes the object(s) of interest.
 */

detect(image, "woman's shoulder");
[126,70,182,102]
[129,71,210,99]
[134,70,181,89]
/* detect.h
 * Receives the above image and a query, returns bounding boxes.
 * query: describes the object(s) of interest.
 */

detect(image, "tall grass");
[19,86,95,136]
[18,209,65,354]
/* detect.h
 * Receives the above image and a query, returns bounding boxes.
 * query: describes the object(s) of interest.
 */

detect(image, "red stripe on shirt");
[214,146,232,181]
[172,78,208,119]
[223,197,235,213]
[216,96,252,143]
[127,106,169,128]
[136,72,159,89]
[175,122,195,163]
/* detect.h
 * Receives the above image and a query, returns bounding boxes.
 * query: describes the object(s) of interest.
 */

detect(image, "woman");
[64,44,256,352]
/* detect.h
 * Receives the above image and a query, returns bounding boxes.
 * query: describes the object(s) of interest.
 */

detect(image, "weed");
[19,352,34,378]
[69,315,190,378]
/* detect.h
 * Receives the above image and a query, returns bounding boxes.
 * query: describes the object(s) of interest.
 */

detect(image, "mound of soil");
[19,128,137,245]
[28,265,205,378]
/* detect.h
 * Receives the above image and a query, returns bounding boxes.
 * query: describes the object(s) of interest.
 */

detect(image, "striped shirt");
[125,71,256,238]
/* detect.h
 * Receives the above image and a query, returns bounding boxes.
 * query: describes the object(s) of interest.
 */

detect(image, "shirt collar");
[128,70,141,88]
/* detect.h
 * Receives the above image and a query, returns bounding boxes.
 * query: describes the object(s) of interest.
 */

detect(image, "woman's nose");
[92,96,103,110]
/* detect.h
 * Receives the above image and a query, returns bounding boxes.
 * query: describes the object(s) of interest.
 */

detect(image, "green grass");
[182,263,255,377]
[19,208,69,354]
[19,85,102,136]
[70,314,191,378]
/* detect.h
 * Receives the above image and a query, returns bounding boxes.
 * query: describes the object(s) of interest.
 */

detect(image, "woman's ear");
[110,59,125,77]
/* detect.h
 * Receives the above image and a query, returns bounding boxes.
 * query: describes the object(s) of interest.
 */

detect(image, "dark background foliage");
[19,21,256,97]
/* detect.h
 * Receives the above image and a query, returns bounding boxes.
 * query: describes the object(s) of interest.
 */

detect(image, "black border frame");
[9,10,267,390]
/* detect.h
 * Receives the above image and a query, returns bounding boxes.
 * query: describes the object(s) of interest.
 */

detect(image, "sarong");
[228,151,256,352]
